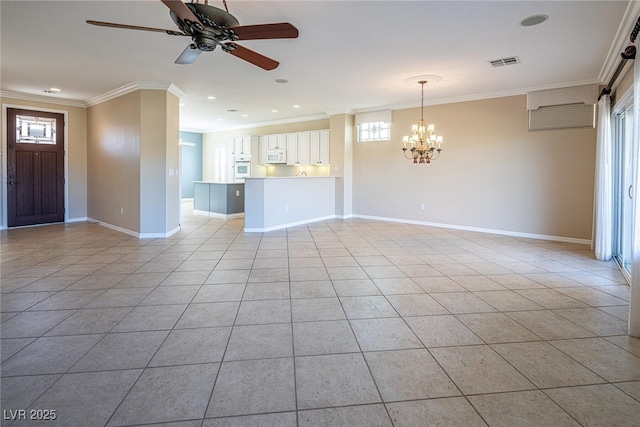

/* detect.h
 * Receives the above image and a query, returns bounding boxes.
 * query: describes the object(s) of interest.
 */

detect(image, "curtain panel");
[593,95,613,261]
[630,54,640,337]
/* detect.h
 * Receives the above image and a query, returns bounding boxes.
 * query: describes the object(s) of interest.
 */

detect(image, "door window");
[15,114,57,144]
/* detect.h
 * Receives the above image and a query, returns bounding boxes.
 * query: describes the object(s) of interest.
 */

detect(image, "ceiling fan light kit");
[87,0,298,70]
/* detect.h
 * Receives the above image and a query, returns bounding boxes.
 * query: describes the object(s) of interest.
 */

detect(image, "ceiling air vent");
[488,56,520,67]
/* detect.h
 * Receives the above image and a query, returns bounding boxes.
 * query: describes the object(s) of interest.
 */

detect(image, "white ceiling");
[1,1,638,132]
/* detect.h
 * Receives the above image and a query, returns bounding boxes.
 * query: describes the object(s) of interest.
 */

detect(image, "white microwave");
[266,149,286,164]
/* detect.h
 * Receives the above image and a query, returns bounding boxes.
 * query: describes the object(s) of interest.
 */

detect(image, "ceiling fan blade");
[224,43,279,70]
[226,23,299,40]
[86,20,186,36]
[175,44,202,64]
[161,0,204,29]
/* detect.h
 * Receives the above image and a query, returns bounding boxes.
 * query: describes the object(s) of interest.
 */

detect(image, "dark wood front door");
[7,108,65,227]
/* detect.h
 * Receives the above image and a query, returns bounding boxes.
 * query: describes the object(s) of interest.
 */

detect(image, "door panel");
[7,108,65,227]
[41,151,60,214]
[614,104,634,278]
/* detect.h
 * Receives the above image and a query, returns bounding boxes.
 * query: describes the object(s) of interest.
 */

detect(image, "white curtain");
[630,53,640,337]
[594,95,613,260]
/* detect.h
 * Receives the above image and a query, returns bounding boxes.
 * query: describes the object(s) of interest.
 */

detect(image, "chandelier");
[402,80,443,164]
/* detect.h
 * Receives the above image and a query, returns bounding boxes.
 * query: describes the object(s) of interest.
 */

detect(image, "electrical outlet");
[236,190,240,197]
[120,207,124,215]
[420,204,425,211]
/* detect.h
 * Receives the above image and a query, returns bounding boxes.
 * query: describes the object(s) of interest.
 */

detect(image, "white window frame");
[357,120,391,142]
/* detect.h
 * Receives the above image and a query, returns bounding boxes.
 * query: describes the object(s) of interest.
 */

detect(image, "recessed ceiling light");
[207,96,216,100]
[272,109,278,113]
[242,114,248,117]
[275,79,288,84]
[179,103,186,107]
[293,105,300,109]
[520,14,548,27]
[43,87,61,94]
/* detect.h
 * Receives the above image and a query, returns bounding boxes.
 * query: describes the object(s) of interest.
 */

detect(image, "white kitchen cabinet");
[277,134,287,150]
[233,136,252,155]
[258,136,268,165]
[267,134,287,150]
[288,132,310,165]
[309,130,330,164]
[256,130,328,165]
[286,133,298,165]
[229,136,252,155]
[319,129,330,164]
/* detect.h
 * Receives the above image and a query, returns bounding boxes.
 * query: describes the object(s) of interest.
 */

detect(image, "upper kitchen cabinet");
[258,136,268,165]
[231,136,254,155]
[310,130,330,165]
[268,134,287,150]
[257,130,329,165]
[287,132,311,165]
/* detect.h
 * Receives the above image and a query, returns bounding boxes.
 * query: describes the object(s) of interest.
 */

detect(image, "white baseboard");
[193,210,244,220]
[87,218,181,239]
[629,320,640,338]
[87,218,139,237]
[244,215,337,233]
[243,212,590,244]
[67,216,88,223]
[5,212,592,245]
[350,214,592,245]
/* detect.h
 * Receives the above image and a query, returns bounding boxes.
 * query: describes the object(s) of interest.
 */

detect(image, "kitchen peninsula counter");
[244,176,338,232]
[193,181,244,218]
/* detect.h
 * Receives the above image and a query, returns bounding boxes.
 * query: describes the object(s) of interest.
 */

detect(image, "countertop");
[193,181,244,184]
[244,176,339,180]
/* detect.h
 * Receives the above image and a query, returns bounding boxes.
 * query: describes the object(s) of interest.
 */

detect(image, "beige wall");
[165,92,180,231]
[0,96,88,227]
[330,114,354,217]
[88,91,142,232]
[353,95,596,240]
[88,89,180,235]
[139,90,180,235]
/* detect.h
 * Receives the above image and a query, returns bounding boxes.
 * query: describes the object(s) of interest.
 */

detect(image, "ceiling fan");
[87,0,298,70]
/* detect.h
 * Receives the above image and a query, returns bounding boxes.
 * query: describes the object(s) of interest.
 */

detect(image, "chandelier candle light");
[402,79,443,164]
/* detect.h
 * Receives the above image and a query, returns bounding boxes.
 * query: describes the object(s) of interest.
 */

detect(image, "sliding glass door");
[613,103,635,279]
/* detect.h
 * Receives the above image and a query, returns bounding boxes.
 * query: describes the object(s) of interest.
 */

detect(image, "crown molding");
[205,113,330,133]
[0,90,86,108]
[358,79,602,113]
[3,82,185,109]
[324,108,355,116]
[85,81,184,107]
[598,0,640,84]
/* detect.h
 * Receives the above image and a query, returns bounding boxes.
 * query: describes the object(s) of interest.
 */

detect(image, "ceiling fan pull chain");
[222,0,229,13]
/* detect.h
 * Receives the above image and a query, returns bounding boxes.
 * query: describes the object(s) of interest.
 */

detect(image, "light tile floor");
[2,206,640,426]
